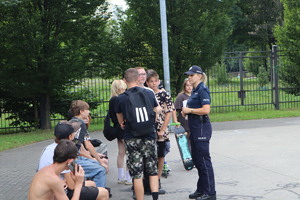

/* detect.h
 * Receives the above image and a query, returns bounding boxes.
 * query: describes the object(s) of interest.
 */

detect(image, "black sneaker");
[158,189,166,195]
[196,194,216,200]
[189,191,202,199]
[145,189,166,195]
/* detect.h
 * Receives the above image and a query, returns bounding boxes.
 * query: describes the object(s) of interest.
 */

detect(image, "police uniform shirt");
[187,82,212,142]
[187,82,210,109]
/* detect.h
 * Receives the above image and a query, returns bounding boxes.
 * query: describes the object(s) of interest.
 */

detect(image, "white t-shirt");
[37,142,70,175]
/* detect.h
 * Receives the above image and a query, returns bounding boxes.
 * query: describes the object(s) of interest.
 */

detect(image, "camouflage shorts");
[125,138,158,179]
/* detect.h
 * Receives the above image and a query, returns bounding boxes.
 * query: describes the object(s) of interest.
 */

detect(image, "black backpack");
[103,112,119,141]
[124,87,156,136]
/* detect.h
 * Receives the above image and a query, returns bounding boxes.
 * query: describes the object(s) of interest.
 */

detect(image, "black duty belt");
[189,114,209,123]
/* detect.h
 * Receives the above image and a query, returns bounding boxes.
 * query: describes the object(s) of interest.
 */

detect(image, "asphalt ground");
[1,117,300,200]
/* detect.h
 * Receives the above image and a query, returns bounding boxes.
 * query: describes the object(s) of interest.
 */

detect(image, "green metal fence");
[0,78,115,134]
[50,78,114,129]
[1,47,300,134]
[208,46,300,113]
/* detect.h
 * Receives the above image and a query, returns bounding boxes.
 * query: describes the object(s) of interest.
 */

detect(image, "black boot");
[189,190,202,199]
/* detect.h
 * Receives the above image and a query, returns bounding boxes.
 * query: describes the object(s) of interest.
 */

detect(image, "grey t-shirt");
[174,92,190,132]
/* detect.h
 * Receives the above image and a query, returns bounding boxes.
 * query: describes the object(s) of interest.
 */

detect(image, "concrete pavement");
[1,117,300,200]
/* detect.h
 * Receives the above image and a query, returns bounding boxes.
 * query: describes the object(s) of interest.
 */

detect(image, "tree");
[274,0,300,95]
[228,0,283,51]
[0,0,112,129]
[119,0,235,94]
[226,0,283,83]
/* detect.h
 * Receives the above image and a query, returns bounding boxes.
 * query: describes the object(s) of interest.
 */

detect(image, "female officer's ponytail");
[201,73,207,85]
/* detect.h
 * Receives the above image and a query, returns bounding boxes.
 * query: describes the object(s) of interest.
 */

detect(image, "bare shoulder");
[28,166,64,200]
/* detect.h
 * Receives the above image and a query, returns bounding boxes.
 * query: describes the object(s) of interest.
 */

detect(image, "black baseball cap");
[54,121,80,139]
[184,65,203,75]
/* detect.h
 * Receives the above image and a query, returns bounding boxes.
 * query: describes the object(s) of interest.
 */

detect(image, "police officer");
[182,65,216,200]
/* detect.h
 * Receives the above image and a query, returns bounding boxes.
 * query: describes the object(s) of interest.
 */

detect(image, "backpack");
[124,87,156,136]
[103,112,119,141]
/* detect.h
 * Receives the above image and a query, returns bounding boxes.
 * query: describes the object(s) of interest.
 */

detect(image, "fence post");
[272,45,279,110]
[239,52,245,105]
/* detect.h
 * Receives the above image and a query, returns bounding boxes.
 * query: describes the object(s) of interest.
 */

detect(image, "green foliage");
[243,49,270,77]
[244,52,259,76]
[51,88,101,119]
[119,0,235,93]
[257,66,269,87]
[228,0,283,50]
[2,98,38,128]
[0,0,113,128]
[2,87,100,128]
[212,62,231,85]
[274,0,300,95]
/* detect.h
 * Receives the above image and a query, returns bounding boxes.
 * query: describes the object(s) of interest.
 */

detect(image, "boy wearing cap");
[29,140,85,200]
[182,65,216,200]
[37,121,109,200]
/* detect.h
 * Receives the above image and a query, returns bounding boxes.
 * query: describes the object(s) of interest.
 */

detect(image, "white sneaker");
[124,179,133,185]
[117,179,126,184]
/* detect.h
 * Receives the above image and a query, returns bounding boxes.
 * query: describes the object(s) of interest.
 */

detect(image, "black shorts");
[67,186,99,200]
[157,141,166,158]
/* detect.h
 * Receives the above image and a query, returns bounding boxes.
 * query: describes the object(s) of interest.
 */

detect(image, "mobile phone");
[100,155,108,159]
[68,160,76,172]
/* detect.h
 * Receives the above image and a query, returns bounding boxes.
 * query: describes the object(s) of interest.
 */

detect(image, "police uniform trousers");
[189,114,216,196]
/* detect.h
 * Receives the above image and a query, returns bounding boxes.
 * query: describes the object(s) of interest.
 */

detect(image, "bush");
[212,62,230,85]
[2,87,101,129]
[257,66,269,87]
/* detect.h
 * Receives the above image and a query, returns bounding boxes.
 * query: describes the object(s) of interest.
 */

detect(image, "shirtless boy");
[28,140,84,200]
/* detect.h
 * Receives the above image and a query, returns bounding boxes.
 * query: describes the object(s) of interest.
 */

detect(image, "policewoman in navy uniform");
[182,65,216,200]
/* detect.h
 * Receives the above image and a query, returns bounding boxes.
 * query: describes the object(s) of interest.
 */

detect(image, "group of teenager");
[28,101,110,200]
[28,65,216,200]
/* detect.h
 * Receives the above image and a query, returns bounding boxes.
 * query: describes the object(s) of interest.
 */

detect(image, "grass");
[210,108,300,122]
[2,108,300,152]
[0,123,103,152]
[0,130,54,152]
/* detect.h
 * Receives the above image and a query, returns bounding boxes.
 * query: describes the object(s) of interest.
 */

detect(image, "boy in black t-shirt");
[116,68,160,200]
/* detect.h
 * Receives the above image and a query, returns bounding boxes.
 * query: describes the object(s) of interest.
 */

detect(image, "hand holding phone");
[68,160,76,173]
[74,164,85,185]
